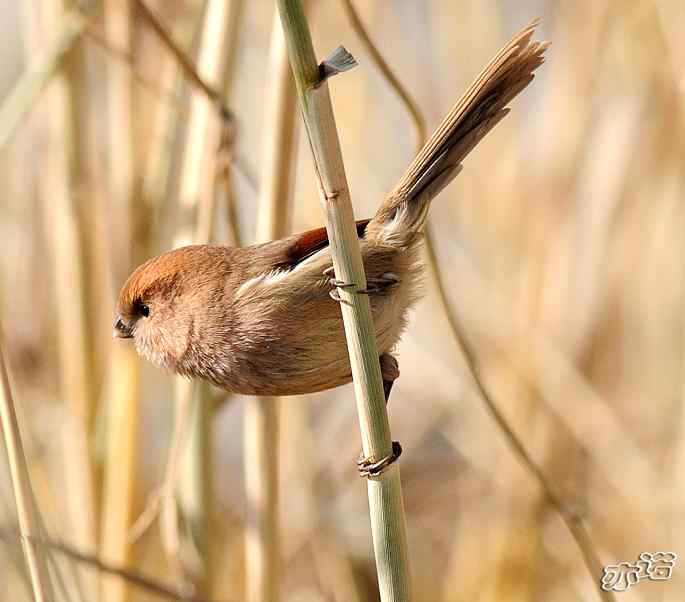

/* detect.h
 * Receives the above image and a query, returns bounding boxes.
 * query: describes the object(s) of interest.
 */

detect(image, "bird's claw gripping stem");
[357,441,403,479]
[325,266,399,303]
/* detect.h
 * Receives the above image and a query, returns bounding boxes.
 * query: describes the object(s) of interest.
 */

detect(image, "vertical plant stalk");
[254,9,299,240]
[105,0,137,279]
[134,0,232,118]
[100,2,141,602]
[340,5,613,600]
[277,2,411,601]
[243,9,299,602]
[17,5,94,601]
[136,2,207,255]
[0,333,54,602]
[175,381,212,588]
[43,0,99,592]
[100,349,140,602]
[174,0,241,247]
[0,7,86,153]
[169,0,242,594]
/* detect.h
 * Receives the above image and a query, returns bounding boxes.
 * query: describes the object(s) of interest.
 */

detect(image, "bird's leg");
[325,266,399,302]
[357,353,403,479]
[379,352,399,403]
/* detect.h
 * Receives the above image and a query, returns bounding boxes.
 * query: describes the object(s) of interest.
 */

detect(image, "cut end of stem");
[319,46,357,82]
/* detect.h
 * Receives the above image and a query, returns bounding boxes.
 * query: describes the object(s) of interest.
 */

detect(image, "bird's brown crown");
[117,247,200,318]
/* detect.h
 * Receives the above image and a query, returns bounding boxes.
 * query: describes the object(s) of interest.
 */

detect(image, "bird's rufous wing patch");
[282,219,370,268]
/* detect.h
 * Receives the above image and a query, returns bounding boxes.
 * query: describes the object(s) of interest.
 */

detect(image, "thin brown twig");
[133,0,233,122]
[0,529,213,602]
[423,242,613,602]
[84,22,258,206]
[84,23,189,114]
[341,3,613,600]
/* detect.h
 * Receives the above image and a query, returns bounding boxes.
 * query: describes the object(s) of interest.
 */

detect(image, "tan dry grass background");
[0,1,683,601]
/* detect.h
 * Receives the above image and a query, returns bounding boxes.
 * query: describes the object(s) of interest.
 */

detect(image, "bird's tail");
[366,20,549,247]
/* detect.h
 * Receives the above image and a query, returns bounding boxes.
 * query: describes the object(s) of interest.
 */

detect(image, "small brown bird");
[115,23,548,397]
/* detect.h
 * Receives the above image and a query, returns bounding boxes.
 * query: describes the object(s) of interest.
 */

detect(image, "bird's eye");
[140,304,150,317]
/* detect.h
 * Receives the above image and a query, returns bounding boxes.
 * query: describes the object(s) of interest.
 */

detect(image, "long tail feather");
[367,20,549,246]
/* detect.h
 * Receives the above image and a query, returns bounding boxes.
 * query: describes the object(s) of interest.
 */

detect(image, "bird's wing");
[233,219,372,301]
[272,219,370,270]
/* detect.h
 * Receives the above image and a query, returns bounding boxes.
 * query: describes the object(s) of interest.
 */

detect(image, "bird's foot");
[324,266,399,303]
[325,266,353,304]
[357,353,402,479]
[357,441,403,479]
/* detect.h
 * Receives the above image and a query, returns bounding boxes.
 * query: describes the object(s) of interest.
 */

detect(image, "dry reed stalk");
[243,396,280,601]
[174,0,241,246]
[174,381,213,593]
[99,3,141,602]
[12,5,97,601]
[83,22,191,116]
[40,1,99,594]
[278,398,317,559]
[133,0,238,251]
[253,9,298,240]
[100,348,140,602]
[243,11,299,601]
[133,2,207,254]
[0,6,86,153]
[0,336,54,602]
[104,0,137,279]
[134,0,232,119]
[140,56,183,251]
[277,1,411,600]
[161,0,242,592]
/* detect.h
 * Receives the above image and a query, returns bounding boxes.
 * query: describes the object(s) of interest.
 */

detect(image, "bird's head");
[114,245,228,372]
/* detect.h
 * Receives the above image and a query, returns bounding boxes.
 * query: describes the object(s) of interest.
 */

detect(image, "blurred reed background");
[0,1,683,601]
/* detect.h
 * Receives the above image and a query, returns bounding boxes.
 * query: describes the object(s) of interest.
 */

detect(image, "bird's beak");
[113,315,133,339]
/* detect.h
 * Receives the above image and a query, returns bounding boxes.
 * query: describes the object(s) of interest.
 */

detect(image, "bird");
[114,22,548,399]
